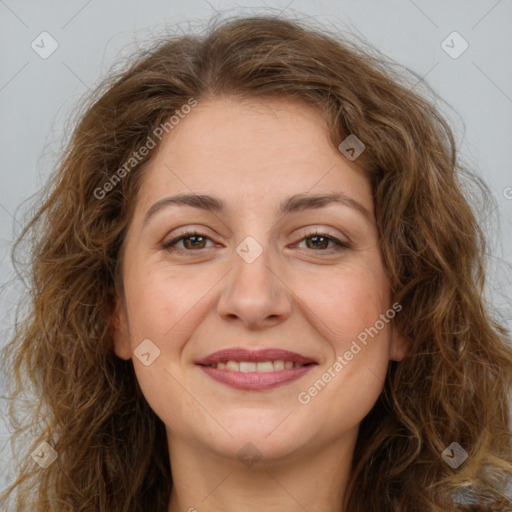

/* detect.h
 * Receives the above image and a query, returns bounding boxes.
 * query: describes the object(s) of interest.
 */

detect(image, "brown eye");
[305,235,331,250]
[295,231,350,252]
[181,235,208,250]
[162,231,214,252]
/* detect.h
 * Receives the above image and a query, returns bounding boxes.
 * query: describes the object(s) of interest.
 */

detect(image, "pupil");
[309,236,327,249]
[187,236,204,249]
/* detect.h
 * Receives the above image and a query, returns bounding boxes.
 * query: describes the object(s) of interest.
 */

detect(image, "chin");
[213,419,311,461]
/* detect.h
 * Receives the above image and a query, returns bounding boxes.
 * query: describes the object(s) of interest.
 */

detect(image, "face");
[112,97,407,464]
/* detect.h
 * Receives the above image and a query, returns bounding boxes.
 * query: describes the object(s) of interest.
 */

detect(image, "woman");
[1,14,511,512]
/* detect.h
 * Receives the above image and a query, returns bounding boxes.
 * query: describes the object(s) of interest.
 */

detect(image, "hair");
[1,13,511,512]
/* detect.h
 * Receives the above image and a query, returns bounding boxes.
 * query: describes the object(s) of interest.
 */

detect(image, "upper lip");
[195,348,318,366]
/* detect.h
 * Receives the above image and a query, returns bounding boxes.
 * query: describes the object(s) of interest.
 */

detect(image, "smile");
[205,360,308,371]
[195,347,318,390]
[197,361,317,390]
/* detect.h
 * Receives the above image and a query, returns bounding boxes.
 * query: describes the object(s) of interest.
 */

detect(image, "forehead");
[134,97,372,217]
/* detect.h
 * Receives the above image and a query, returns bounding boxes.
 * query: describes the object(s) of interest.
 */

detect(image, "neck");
[166,429,357,512]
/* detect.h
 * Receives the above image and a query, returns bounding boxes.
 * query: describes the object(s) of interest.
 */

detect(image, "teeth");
[273,359,284,370]
[257,361,274,372]
[209,360,306,372]
[226,361,239,371]
[240,362,256,372]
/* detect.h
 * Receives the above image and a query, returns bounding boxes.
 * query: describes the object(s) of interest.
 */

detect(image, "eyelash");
[161,229,350,254]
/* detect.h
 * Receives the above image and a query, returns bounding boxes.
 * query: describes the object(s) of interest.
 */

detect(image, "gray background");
[1,0,511,492]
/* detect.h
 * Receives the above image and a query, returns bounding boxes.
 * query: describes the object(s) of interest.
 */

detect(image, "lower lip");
[198,365,316,390]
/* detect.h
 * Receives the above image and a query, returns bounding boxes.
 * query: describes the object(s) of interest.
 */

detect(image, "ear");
[109,290,132,361]
[389,325,410,362]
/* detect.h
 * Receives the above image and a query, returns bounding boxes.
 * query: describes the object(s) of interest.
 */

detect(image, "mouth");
[195,348,318,391]
[203,360,311,371]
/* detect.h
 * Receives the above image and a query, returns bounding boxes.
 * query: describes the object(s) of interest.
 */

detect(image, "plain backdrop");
[1,0,511,491]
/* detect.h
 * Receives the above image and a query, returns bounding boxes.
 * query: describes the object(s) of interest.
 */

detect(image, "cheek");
[296,280,393,438]
[292,258,393,415]
[122,264,207,426]
[123,261,214,343]
[293,259,390,350]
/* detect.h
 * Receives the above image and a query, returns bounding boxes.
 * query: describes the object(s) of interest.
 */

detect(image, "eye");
[293,230,350,253]
[161,229,350,254]
[161,230,215,252]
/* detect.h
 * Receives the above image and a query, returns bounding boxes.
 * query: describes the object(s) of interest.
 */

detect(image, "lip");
[199,365,315,390]
[195,348,318,391]
[195,348,317,366]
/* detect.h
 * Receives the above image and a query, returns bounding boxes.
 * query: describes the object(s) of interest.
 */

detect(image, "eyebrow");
[143,192,373,226]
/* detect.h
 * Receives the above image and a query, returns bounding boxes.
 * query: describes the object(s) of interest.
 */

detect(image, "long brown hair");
[1,14,511,512]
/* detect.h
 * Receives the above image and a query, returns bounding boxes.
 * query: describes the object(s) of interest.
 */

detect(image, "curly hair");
[1,14,511,512]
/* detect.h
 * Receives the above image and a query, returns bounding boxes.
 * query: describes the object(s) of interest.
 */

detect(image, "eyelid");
[161,227,351,254]
[161,228,217,250]
[290,230,350,252]
[293,226,351,247]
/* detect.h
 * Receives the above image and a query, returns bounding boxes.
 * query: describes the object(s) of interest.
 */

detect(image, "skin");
[111,97,409,512]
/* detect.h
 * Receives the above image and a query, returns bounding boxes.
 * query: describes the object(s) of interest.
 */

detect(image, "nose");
[216,239,292,330]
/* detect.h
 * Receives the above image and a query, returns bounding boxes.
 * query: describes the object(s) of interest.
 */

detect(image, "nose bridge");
[217,232,291,327]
